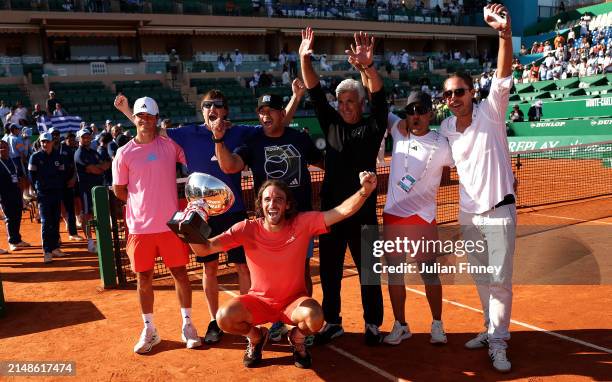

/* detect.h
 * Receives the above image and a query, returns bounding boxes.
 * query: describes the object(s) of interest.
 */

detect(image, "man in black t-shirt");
[214,82,322,306]
[300,27,387,346]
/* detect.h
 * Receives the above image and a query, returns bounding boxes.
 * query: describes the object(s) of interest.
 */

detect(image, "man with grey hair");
[300,27,387,346]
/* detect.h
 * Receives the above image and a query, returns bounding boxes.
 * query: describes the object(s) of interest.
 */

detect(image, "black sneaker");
[289,328,312,369]
[243,327,269,368]
[314,323,344,345]
[204,320,223,344]
[364,324,383,346]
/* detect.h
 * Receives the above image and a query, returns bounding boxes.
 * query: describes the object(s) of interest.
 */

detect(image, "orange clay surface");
[0,198,611,381]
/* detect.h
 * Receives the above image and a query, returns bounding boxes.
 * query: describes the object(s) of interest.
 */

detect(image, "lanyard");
[403,131,440,183]
[0,158,16,176]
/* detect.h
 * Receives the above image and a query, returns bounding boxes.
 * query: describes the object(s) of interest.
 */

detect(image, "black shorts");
[196,210,247,265]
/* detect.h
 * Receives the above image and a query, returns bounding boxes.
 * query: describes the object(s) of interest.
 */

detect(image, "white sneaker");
[87,239,96,253]
[43,252,53,263]
[10,241,30,251]
[69,235,84,241]
[181,323,202,349]
[52,249,67,258]
[134,327,161,354]
[489,348,512,373]
[430,320,448,344]
[383,320,412,345]
[465,331,489,349]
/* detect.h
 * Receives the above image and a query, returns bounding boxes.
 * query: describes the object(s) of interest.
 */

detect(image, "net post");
[92,186,118,289]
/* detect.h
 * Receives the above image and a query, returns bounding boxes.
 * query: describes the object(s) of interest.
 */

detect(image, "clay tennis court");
[1,191,610,380]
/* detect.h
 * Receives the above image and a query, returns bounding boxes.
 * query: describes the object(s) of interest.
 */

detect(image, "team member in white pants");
[439,3,516,373]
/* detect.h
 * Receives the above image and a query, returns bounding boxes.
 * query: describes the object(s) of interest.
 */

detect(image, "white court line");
[327,263,612,354]
[529,213,612,225]
[193,275,405,381]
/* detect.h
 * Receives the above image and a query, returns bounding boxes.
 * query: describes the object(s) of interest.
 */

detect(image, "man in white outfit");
[439,3,516,373]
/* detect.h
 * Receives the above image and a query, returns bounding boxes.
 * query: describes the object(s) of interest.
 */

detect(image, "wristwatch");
[212,136,224,143]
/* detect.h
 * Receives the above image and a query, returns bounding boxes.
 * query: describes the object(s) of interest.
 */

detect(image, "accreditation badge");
[398,174,416,193]
[11,174,19,183]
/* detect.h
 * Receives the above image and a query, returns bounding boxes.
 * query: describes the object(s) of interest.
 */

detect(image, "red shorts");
[382,213,439,263]
[126,231,190,273]
[237,294,312,326]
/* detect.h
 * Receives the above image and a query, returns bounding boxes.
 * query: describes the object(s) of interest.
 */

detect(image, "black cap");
[257,94,284,111]
[405,91,432,111]
[8,123,20,131]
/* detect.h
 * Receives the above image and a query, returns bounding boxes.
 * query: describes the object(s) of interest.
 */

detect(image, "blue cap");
[39,132,53,141]
[77,129,92,138]
[22,127,32,136]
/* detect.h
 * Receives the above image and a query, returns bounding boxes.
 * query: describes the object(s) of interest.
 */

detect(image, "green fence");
[508,118,612,137]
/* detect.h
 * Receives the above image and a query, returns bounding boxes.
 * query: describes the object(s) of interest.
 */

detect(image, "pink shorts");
[237,294,312,326]
[126,231,190,273]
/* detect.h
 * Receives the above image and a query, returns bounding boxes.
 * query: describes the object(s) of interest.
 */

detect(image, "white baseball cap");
[132,97,159,116]
[77,129,92,138]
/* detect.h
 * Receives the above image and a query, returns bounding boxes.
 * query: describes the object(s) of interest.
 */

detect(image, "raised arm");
[323,171,377,227]
[282,78,306,127]
[484,3,513,78]
[211,117,246,174]
[114,94,136,125]
[299,27,320,89]
[346,31,383,93]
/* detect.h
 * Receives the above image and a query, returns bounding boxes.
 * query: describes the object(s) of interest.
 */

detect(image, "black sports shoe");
[289,328,312,369]
[243,327,269,368]
[314,323,344,345]
[204,320,223,344]
[364,324,383,346]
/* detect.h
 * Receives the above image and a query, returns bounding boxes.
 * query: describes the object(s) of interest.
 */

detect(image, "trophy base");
[167,210,212,244]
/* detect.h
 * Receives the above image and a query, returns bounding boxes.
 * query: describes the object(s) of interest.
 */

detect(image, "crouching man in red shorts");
[191,171,377,369]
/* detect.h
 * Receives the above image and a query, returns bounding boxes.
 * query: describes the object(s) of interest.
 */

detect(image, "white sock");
[143,313,155,330]
[181,308,192,326]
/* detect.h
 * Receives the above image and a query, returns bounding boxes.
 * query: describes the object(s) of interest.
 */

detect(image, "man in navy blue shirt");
[74,129,110,253]
[28,132,66,263]
[0,140,30,253]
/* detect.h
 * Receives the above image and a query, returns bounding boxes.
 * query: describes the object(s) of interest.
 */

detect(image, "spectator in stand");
[46,91,58,116]
[104,119,113,133]
[554,32,565,49]
[509,105,524,122]
[217,54,226,72]
[169,49,180,83]
[233,49,243,72]
[288,51,298,78]
[320,54,333,71]
[107,124,123,159]
[519,44,528,56]
[32,104,46,123]
[97,132,113,186]
[53,103,67,117]
[400,49,410,70]
[281,66,291,85]
[0,100,9,127]
[530,42,539,54]
[528,100,543,121]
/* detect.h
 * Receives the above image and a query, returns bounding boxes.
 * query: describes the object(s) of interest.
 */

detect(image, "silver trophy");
[167,172,235,243]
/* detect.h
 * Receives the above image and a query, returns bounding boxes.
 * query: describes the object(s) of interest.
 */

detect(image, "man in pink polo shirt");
[112,96,202,354]
[191,171,378,369]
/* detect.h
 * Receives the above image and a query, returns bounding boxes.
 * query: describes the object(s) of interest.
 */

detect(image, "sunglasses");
[202,100,226,109]
[442,88,470,100]
[405,104,430,116]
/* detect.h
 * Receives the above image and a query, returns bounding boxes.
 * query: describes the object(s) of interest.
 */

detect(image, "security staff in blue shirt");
[28,132,66,263]
[0,140,29,252]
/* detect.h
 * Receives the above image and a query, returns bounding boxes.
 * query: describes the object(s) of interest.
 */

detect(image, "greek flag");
[36,115,82,134]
